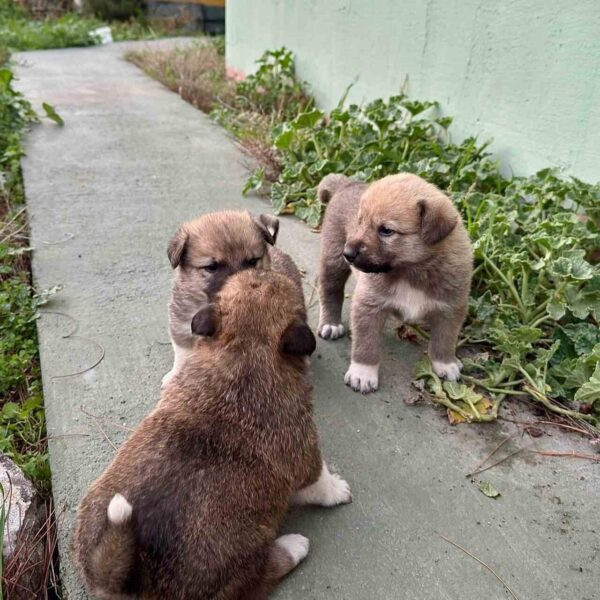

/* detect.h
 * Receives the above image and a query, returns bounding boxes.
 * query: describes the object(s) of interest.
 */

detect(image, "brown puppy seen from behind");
[72,269,351,600]
[317,173,473,393]
[164,210,303,387]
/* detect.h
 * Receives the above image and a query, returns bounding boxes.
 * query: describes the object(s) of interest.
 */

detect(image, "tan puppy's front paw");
[432,358,462,381]
[318,323,345,340]
[344,361,379,394]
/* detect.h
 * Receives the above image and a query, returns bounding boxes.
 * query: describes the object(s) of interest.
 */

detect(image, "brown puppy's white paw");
[432,359,462,381]
[161,370,175,389]
[318,323,345,340]
[292,462,352,507]
[274,534,310,566]
[344,361,379,393]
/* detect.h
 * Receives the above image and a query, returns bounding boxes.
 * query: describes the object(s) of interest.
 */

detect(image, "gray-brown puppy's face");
[167,211,279,299]
[343,174,458,273]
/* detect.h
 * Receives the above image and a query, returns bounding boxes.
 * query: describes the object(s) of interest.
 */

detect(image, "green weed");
[0,57,51,490]
[236,54,600,429]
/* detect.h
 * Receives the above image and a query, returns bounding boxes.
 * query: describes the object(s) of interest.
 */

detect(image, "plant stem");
[482,253,527,316]
[461,375,529,396]
[523,385,598,424]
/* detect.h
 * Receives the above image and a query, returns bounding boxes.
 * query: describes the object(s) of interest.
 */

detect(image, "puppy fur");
[317,173,473,392]
[72,270,350,600]
[164,210,303,387]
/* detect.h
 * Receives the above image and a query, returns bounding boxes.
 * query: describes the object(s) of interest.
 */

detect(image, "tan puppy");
[72,269,351,600]
[317,173,473,393]
[164,210,303,387]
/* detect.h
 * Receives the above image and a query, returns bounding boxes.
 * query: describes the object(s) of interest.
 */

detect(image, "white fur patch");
[384,279,447,323]
[292,462,352,507]
[107,494,132,525]
[162,342,194,388]
[344,361,379,394]
[275,534,309,566]
[318,323,345,340]
[432,359,462,381]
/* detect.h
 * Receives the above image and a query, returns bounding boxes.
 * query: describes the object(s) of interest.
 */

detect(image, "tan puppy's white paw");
[292,462,352,507]
[318,323,345,340]
[432,359,462,381]
[344,361,379,393]
[274,534,310,566]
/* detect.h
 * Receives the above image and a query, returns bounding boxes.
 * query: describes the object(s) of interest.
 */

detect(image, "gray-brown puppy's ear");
[418,198,458,245]
[191,304,217,336]
[280,320,316,356]
[317,173,350,204]
[255,214,279,245]
[167,228,188,268]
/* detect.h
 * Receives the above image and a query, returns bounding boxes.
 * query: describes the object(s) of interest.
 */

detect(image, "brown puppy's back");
[72,270,320,599]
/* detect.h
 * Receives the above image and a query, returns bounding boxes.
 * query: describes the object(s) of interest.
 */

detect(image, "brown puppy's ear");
[167,228,188,268]
[418,198,458,245]
[280,320,316,356]
[255,214,279,245]
[191,304,217,336]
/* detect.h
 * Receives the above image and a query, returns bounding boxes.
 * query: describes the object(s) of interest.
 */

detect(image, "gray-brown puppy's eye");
[203,262,219,273]
[378,225,394,237]
[243,257,260,268]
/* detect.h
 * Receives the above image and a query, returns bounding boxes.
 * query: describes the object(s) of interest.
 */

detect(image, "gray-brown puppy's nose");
[343,245,358,263]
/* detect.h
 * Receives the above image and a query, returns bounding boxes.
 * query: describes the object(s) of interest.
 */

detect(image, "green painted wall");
[226,0,600,181]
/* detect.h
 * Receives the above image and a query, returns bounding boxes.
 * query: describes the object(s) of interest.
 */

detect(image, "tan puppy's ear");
[280,320,316,356]
[167,228,188,268]
[418,198,458,244]
[191,304,217,336]
[255,214,279,245]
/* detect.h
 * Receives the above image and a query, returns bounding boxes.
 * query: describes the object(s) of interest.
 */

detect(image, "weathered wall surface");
[226,0,600,181]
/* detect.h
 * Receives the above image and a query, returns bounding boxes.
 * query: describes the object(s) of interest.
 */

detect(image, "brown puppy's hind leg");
[246,535,310,600]
[428,310,465,381]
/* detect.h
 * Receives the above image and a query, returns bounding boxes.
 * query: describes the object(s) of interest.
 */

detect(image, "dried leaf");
[478,481,501,498]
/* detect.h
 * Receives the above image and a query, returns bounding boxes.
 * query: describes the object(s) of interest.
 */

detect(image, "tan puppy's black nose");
[343,245,358,263]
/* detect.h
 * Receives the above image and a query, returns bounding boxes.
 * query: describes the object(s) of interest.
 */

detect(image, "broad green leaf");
[42,102,64,126]
[292,109,324,129]
[273,127,294,150]
[547,299,566,321]
[414,356,435,379]
[2,402,20,418]
[574,364,600,404]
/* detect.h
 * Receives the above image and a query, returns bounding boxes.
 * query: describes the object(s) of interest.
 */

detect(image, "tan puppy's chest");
[355,273,447,323]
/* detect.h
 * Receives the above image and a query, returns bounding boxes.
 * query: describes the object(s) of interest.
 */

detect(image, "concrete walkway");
[16,42,599,600]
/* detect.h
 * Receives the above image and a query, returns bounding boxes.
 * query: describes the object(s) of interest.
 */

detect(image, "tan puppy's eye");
[243,257,260,268]
[202,262,220,273]
[378,225,395,237]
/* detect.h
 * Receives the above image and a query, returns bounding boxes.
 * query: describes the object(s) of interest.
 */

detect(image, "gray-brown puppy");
[317,173,473,393]
[72,269,351,600]
[163,210,303,387]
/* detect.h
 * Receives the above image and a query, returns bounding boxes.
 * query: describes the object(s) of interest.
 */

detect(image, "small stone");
[0,454,45,592]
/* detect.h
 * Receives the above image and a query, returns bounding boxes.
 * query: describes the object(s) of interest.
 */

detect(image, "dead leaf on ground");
[478,481,501,498]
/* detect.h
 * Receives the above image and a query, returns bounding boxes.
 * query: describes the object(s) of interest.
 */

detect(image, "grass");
[1,49,60,597]
[128,44,600,435]
[0,0,196,52]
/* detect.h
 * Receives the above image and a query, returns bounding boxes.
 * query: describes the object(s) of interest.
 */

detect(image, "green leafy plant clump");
[232,49,599,428]
[0,0,182,52]
[0,1,102,51]
[1,54,53,489]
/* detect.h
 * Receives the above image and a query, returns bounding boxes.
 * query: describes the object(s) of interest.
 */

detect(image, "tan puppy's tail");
[317,174,351,204]
[89,494,135,594]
